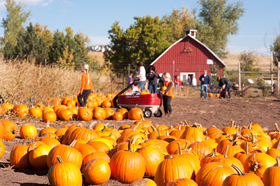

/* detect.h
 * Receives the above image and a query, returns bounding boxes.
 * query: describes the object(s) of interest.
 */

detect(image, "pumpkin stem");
[23,135,29,145]
[12,129,16,135]
[248,122,252,129]
[140,114,144,121]
[245,142,249,155]
[151,125,156,132]
[69,139,77,147]
[128,139,132,152]
[131,136,140,144]
[224,145,229,158]
[230,120,234,127]
[156,129,161,137]
[210,148,218,157]
[275,123,280,132]
[251,132,256,143]
[277,156,280,167]
[56,155,64,163]
[46,120,50,128]
[133,125,138,132]
[165,130,169,136]
[231,164,246,176]
[112,124,116,130]
[177,142,183,155]
[178,124,181,130]
[89,121,97,130]
[277,140,280,149]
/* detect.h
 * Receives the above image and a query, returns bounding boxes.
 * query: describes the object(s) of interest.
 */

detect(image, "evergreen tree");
[48,31,66,64]
[73,32,90,70]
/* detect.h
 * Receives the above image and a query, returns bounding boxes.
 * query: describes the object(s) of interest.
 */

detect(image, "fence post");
[271,58,274,93]
[172,60,175,82]
[277,61,280,94]
[238,63,241,91]
[198,65,200,86]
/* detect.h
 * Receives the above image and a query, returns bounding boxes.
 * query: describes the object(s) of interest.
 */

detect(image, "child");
[160,72,173,117]
[78,63,94,107]
[126,82,141,95]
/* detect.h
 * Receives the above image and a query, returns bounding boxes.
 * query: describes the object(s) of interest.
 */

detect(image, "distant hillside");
[223,53,272,71]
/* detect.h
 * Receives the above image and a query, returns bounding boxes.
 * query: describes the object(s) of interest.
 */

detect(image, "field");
[0,95,279,186]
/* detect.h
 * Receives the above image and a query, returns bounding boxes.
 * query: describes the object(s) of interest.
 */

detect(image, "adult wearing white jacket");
[192,76,197,90]
[136,63,146,91]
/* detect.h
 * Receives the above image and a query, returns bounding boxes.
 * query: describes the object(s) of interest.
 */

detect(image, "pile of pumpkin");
[0,93,149,123]
[1,116,280,186]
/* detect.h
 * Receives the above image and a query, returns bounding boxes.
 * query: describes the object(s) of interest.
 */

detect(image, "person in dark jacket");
[146,65,158,93]
[199,70,210,98]
[217,77,231,98]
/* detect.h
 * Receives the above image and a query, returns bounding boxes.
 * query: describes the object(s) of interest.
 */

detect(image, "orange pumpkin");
[43,111,57,123]
[29,144,52,169]
[0,120,17,141]
[0,139,5,158]
[10,143,31,169]
[262,156,280,186]
[78,107,93,121]
[20,125,37,140]
[128,107,143,120]
[112,112,123,121]
[93,107,106,120]
[167,178,198,186]
[13,104,29,117]
[29,107,43,118]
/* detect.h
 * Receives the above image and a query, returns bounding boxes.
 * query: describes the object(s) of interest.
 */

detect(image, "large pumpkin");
[262,156,280,186]
[181,125,205,144]
[109,140,145,183]
[83,158,111,185]
[29,144,52,169]
[222,164,264,186]
[244,153,276,178]
[154,155,194,186]
[0,120,17,141]
[10,143,31,169]
[195,162,235,186]
[48,156,82,186]
[47,144,83,169]
[69,123,98,143]
[128,107,143,120]
[136,145,164,177]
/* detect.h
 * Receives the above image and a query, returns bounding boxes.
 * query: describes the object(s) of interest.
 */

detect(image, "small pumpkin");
[128,106,144,120]
[43,111,57,123]
[262,156,280,186]
[20,125,37,140]
[29,107,43,118]
[78,107,93,121]
[13,104,29,117]
[93,107,106,120]
[112,111,123,121]
[0,139,5,158]
[0,120,17,141]
[10,138,31,169]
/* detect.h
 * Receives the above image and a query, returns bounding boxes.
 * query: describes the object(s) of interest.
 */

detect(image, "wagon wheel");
[144,109,152,118]
[154,109,162,117]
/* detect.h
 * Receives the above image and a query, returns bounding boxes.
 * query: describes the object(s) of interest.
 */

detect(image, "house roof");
[150,35,226,67]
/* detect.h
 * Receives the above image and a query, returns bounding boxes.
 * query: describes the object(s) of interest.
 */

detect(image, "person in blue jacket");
[199,70,210,98]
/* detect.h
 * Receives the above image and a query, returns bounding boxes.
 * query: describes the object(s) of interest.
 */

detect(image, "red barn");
[150,28,226,84]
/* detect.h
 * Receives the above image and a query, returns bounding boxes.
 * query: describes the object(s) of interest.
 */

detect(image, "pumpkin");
[104,108,115,119]
[244,152,276,178]
[266,140,280,159]
[136,145,164,177]
[10,141,31,169]
[82,151,110,167]
[47,144,83,169]
[109,140,145,183]
[20,125,37,140]
[39,127,57,136]
[87,141,110,153]
[128,106,144,120]
[66,99,77,107]
[117,108,128,119]
[167,178,198,186]
[0,139,5,158]
[29,107,43,118]
[39,137,61,148]
[101,100,111,108]
[13,104,29,117]
[134,115,152,128]
[181,124,205,143]
[48,156,82,186]
[43,111,57,123]
[69,123,98,143]
[222,120,239,135]
[0,123,3,139]
[0,120,17,141]
[154,155,194,186]
[223,164,264,186]
[1,103,14,113]
[201,148,223,167]
[93,107,106,120]
[29,144,52,169]
[77,107,93,121]
[208,93,213,97]
[262,156,280,186]
[195,162,235,186]
[234,142,250,165]
[73,141,97,158]
[59,109,73,121]
[130,178,157,186]
[83,158,111,185]
[112,111,123,120]
[189,142,213,161]
[206,126,224,139]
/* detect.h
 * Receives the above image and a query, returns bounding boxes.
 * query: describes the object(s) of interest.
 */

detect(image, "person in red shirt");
[78,63,94,107]
[160,72,173,117]
[174,76,182,89]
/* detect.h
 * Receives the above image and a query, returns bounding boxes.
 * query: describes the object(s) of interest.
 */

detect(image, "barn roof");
[150,35,226,67]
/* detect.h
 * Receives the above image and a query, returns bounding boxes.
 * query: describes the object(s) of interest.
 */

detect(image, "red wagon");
[116,93,162,118]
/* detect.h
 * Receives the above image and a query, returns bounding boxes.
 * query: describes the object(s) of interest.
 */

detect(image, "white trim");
[150,35,226,67]
[180,72,195,83]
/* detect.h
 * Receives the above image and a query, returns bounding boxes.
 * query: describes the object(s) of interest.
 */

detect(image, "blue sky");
[0,0,279,55]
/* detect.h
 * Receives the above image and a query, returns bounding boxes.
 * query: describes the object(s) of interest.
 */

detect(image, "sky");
[0,0,279,55]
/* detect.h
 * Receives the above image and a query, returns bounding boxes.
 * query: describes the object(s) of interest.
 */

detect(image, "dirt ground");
[0,96,280,186]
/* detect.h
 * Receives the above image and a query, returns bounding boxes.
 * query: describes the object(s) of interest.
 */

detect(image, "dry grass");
[0,58,115,106]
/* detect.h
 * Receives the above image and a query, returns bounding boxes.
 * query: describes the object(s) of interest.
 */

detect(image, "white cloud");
[0,0,54,10]
[89,36,110,45]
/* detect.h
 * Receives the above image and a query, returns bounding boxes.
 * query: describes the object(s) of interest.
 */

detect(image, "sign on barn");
[150,28,226,84]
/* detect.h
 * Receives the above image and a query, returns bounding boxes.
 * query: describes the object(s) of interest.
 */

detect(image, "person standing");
[199,70,210,98]
[78,63,94,107]
[128,72,134,90]
[187,76,192,85]
[217,77,231,98]
[192,76,197,90]
[136,63,146,92]
[146,65,158,93]
[160,72,173,117]
[174,76,182,89]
